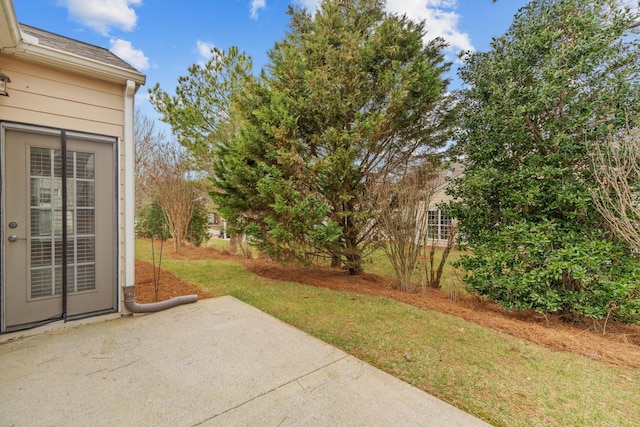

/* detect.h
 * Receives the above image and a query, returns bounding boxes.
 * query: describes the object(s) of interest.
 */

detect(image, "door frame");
[1,121,119,333]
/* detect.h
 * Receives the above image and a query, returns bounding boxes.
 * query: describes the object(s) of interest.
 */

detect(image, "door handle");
[8,234,26,242]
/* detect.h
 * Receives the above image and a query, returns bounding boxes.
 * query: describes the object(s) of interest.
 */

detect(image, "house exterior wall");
[0,54,130,318]
[0,55,124,135]
[425,166,463,247]
[429,186,451,209]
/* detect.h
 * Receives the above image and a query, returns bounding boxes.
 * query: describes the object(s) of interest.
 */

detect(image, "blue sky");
[13,0,532,123]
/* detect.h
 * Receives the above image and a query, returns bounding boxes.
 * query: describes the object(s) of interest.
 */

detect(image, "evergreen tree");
[216,0,453,273]
[449,0,640,322]
[151,0,453,274]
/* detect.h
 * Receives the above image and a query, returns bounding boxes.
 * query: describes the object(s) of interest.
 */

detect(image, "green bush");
[135,202,169,239]
[136,199,210,247]
[458,222,640,323]
[186,198,210,247]
[448,0,640,324]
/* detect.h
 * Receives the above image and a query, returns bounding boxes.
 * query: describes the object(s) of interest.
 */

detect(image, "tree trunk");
[341,209,363,275]
[346,255,363,275]
[345,240,363,275]
[331,255,341,268]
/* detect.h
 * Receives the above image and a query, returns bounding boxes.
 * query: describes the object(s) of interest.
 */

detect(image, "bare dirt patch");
[136,242,640,369]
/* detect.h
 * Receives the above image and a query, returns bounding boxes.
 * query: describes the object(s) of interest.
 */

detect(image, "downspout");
[122,80,198,313]
[123,286,197,313]
[123,79,136,314]
[0,0,22,49]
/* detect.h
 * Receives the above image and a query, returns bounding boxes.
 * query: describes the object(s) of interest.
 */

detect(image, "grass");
[137,239,640,427]
[363,246,466,291]
[206,237,466,290]
[204,236,231,251]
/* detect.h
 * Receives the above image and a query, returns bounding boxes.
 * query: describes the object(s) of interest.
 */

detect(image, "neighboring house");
[0,0,145,332]
[426,162,464,245]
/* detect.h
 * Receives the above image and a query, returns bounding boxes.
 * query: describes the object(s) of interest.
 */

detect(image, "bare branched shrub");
[591,127,640,252]
[134,109,168,214]
[368,162,442,292]
[149,145,201,254]
[134,111,207,254]
[421,222,458,290]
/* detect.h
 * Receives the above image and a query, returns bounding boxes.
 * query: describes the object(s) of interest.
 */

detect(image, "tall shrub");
[449,0,640,322]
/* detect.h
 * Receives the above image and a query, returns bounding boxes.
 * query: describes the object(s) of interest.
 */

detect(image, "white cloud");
[618,0,639,9]
[196,40,217,65]
[197,40,216,59]
[295,0,321,13]
[385,0,473,53]
[109,38,149,70]
[289,0,472,52]
[250,0,266,19]
[135,91,150,106]
[59,0,142,36]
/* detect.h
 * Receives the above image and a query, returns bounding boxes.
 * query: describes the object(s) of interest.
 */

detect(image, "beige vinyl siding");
[0,56,123,137]
[429,187,451,210]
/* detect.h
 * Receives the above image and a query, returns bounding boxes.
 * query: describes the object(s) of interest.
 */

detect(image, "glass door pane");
[29,147,96,299]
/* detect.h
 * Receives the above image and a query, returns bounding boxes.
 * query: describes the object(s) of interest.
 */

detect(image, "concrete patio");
[0,296,490,426]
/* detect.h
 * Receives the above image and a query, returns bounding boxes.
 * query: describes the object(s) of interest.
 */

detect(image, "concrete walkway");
[0,296,491,426]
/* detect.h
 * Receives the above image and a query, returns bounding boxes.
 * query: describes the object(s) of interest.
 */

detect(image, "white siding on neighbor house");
[0,56,124,137]
[427,162,463,212]
[429,187,451,209]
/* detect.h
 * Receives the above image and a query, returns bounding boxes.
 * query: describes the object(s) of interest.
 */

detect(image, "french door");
[2,124,117,332]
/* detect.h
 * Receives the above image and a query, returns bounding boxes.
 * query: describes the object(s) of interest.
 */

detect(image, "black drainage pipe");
[123,286,198,314]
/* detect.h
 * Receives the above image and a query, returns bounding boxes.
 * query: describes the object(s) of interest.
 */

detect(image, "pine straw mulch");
[135,243,640,370]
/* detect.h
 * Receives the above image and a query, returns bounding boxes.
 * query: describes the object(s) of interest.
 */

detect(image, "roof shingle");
[19,23,140,73]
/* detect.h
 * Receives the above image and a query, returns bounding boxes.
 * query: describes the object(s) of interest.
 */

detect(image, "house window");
[427,210,452,240]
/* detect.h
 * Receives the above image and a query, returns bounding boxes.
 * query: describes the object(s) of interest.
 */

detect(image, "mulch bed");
[134,259,213,302]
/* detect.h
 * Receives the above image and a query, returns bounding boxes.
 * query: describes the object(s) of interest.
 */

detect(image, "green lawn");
[363,246,466,291]
[137,239,639,427]
[207,237,466,290]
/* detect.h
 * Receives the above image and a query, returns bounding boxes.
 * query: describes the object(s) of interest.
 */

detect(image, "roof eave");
[7,41,146,86]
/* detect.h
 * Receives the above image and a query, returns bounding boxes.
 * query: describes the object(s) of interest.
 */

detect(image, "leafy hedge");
[136,199,210,247]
